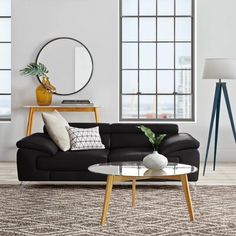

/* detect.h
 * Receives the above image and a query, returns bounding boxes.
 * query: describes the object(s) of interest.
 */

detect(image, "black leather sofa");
[16,123,200,181]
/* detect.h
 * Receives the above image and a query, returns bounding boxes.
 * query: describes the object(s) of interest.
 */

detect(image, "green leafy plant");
[20,62,49,78]
[20,62,56,93]
[137,125,166,151]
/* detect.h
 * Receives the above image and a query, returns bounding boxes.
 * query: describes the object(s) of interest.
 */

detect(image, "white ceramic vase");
[143,151,168,170]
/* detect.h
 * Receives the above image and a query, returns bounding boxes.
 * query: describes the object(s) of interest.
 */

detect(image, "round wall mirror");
[35,37,94,96]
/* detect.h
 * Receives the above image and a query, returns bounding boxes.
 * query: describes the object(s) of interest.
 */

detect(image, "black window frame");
[119,0,195,122]
[0,5,11,121]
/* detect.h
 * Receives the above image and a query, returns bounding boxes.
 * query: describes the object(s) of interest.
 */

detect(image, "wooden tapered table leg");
[26,108,35,136]
[132,178,136,208]
[181,174,194,221]
[101,175,114,225]
[94,107,100,123]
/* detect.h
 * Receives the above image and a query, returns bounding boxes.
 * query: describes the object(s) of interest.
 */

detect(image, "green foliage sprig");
[137,125,166,151]
[20,62,49,78]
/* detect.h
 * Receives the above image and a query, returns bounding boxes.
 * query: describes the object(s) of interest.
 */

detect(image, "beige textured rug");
[0,185,235,236]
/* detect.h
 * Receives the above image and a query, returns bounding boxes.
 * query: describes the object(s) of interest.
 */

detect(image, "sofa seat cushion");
[110,123,178,149]
[109,148,180,163]
[37,149,109,171]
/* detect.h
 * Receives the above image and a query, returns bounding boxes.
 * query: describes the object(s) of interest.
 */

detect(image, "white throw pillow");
[66,126,105,150]
[41,110,70,151]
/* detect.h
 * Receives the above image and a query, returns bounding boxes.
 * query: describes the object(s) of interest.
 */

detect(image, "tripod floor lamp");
[202,58,236,175]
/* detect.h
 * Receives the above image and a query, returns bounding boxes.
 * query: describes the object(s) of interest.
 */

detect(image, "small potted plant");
[20,62,56,106]
[137,125,168,170]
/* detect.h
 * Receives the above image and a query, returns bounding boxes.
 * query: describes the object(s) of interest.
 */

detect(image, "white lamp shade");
[203,58,236,80]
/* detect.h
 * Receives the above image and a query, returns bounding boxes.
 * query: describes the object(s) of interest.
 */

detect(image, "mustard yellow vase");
[35,77,56,106]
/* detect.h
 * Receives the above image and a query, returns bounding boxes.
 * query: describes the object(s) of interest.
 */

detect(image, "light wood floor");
[0,162,235,185]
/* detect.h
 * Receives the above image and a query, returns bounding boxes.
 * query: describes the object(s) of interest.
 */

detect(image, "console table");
[24,105,100,136]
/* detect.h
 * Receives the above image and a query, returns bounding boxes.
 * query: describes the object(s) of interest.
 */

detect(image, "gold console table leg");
[94,107,100,123]
[26,108,35,136]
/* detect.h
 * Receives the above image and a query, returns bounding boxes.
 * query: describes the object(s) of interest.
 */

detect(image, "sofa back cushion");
[44,123,178,149]
[44,123,111,149]
[110,123,178,149]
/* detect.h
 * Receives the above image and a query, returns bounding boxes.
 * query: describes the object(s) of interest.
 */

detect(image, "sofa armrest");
[16,133,58,155]
[158,133,200,155]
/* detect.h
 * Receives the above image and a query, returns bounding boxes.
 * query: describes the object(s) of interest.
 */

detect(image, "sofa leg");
[19,181,24,190]
[190,182,197,193]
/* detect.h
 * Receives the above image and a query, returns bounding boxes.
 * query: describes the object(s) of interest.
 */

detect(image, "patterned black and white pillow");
[66,126,105,150]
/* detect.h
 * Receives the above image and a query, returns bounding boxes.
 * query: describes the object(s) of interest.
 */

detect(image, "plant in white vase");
[137,125,168,170]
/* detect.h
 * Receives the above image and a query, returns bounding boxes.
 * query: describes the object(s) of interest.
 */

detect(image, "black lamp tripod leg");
[222,83,236,142]
[213,84,222,171]
[203,83,221,176]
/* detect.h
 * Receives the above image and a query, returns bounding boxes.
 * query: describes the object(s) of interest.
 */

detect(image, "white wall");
[0,0,235,162]
[180,0,236,162]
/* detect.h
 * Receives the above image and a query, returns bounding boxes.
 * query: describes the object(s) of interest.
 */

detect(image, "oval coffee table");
[88,161,198,225]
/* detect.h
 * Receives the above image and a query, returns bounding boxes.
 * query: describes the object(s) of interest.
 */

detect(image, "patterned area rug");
[0,185,235,236]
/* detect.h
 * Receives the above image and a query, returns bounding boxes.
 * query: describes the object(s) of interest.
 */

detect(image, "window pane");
[0,43,11,69]
[157,70,174,93]
[139,43,156,69]
[157,18,174,41]
[0,18,11,41]
[139,18,156,41]
[175,43,191,69]
[158,0,174,16]
[122,0,138,16]
[157,43,174,69]
[140,95,156,119]
[122,70,138,93]
[175,70,191,93]
[0,95,10,119]
[122,95,138,119]
[122,18,138,41]
[122,43,138,69]
[176,18,191,41]
[0,0,11,16]
[139,0,156,16]
[157,95,174,119]
[175,95,192,119]
[140,70,156,93]
[0,71,11,93]
[120,0,194,121]
[176,0,192,15]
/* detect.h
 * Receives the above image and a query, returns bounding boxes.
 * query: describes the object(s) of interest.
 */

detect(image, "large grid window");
[0,0,11,121]
[120,0,194,121]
